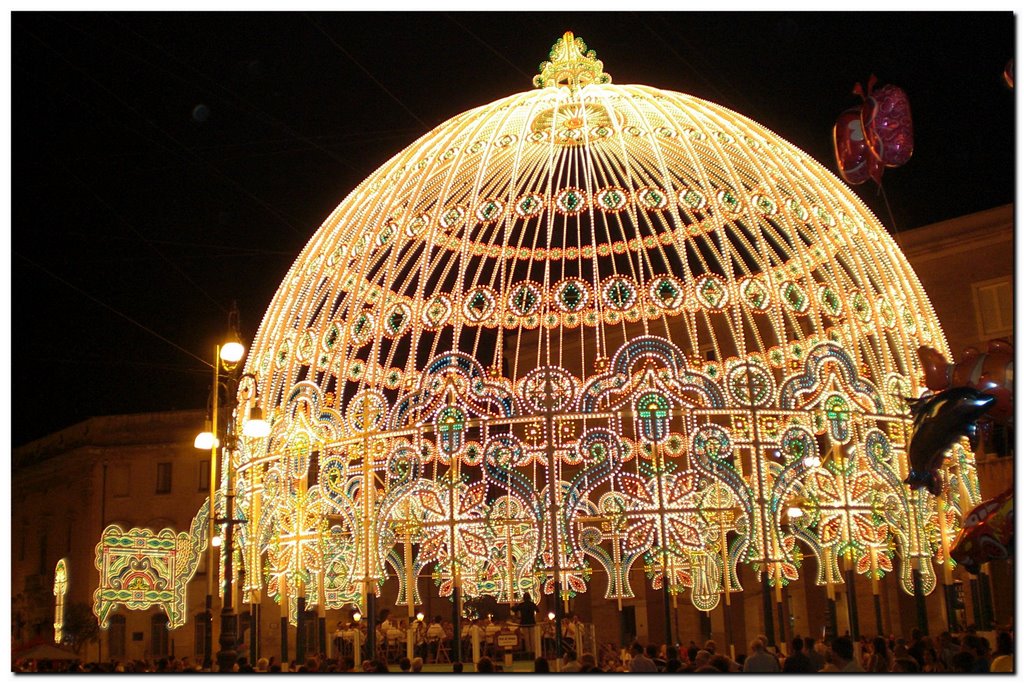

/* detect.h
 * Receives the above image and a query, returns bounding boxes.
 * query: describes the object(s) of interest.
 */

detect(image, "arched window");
[108,615,126,659]
[151,612,169,657]
[194,613,208,658]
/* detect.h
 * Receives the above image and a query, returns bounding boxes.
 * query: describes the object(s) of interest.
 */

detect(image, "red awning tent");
[14,643,79,661]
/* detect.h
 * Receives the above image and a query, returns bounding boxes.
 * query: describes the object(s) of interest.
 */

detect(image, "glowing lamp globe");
[220,341,246,365]
[232,32,979,620]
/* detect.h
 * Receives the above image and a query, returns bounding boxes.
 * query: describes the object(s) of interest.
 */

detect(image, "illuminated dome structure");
[229,33,980,631]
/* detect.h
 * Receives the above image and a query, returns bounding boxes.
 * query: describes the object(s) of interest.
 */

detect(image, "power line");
[16,252,213,369]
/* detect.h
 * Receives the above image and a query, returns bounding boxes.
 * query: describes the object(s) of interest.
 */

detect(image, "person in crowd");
[921,646,945,672]
[398,656,411,672]
[578,653,601,672]
[990,631,1014,672]
[709,654,732,672]
[937,631,959,670]
[803,636,825,672]
[628,641,657,672]
[255,657,269,672]
[647,643,667,672]
[411,657,424,672]
[865,635,892,673]
[906,627,927,668]
[968,634,993,673]
[694,664,719,672]
[512,592,539,658]
[665,645,682,672]
[782,637,814,672]
[892,656,919,672]
[475,655,494,673]
[951,650,975,673]
[561,650,581,672]
[744,638,780,672]
[534,656,550,672]
[829,636,864,672]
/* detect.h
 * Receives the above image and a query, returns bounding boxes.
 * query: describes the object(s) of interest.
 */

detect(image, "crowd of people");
[12,623,1013,673]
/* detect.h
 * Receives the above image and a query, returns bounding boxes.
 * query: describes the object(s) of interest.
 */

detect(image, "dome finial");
[533,31,612,93]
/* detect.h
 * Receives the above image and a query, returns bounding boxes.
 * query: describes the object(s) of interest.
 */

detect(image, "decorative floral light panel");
[224,33,979,623]
[93,501,209,629]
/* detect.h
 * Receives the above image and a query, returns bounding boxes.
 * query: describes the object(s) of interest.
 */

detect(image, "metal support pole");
[912,568,928,636]
[662,580,673,647]
[296,596,306,661]
[776,594,786,648]
[250,603,259,665]
[554,581,565,660]
[452,583,462,663]
[761,574,775,646]
[873,593,884,637]
[366,591,377,662]
[943,583,958,632]
[844,567,859,640]
[699,609,712,643]
[217,461,238,672]
[824,595,838,640]
[978,571,993,630]
[280,616,289,665]
[204,595,214,670]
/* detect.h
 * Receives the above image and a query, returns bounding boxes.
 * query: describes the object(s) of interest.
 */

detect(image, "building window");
[194,616,208,658]
[156,462,172,494]
[151,613,169,657]
[39,533,48,575]
[198,460,210,492]
[111,464,131,498]
[109,615,126,659]
[973,277,1013,338]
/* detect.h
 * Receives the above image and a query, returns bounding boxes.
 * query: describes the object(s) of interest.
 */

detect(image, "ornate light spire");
[532,31,612,93]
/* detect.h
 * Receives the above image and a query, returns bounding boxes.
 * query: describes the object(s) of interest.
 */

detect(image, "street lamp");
[194,307,268,672]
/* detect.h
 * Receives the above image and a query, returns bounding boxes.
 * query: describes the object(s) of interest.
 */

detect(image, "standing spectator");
[744,639,780,672]
[533,657,549,672]
[398,657,411,672]
[990,631,1014,672]
[951,650,975,672]
[561,650,581,672]
[830,636,864,672]
[475,656,494,673]
[512,593,539,657]
[411,657,424,672]
[906,627,925,668]
[922,647,945,672]
[968,634,993,673]
[647,644,666,672]
[937,631,959,670]
[802,637,824,672]
[709,654,733,672]
[865,636,892,672]
[665,645,682,672]
[579,653,600,672]
[782,637,814,672]
[628,641,657,672]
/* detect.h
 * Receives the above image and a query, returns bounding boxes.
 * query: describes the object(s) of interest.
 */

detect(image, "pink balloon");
[833,107,870,185]
[861,84,914,168]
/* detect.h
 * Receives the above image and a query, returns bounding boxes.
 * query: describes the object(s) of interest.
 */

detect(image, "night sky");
[11,12,1015,447]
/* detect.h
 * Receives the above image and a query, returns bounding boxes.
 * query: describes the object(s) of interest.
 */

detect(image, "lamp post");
[194,310,269,672]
